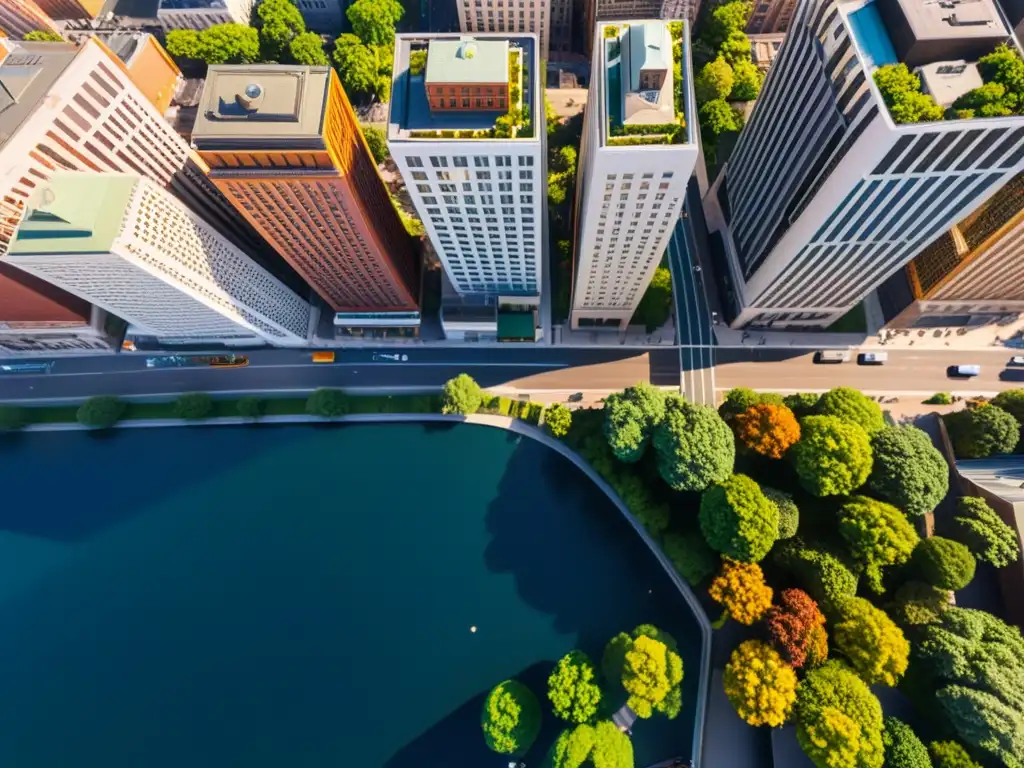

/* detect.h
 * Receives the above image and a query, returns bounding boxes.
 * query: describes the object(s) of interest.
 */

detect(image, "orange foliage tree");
[765,588,828,669]
[734,403,802,459]
[709,559,773,625]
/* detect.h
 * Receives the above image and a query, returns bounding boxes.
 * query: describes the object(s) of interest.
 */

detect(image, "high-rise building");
[191,64,422,336]
[156,0,253,30]
[550,0,573,59]
[5,173,311,346]
[32,0,103,18]
[998,0,1024,41]
[0,0,60,38]
[571,20,696,330]
[101,32,183,115]
[707,0,1024,329]
[293,0,343,33]
[746,0,797,34]
[459,0,551,61]
[388,34,545,342]
[585,0,700,56]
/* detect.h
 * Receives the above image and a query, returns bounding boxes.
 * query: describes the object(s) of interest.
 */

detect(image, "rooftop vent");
[459,42,477,59]
[236,83,263,111]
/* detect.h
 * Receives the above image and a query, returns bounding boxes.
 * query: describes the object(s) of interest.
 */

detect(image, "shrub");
[236,396,263,419]
[929,741,982,768]
[734,403,801,458]
[765,588,828,669]
[867,425,949,517]
[441,374,483,415]
[832,597,910,687]
[913,537,976,590]
[662,531,717,586]
[992,388,1024,423]
[874,63,943,123]
[952,496,1019,567]
[925,392,953,405]
[653,398,735,492]
[791,415,873,496]
[774,538,859,608]
[601,625,683,720]
[603,383,666,462]
[76,396,126,428]
[723,640,797,727]
[549,721,633,768]
[695,56,734,102]
[943,404,1019,458]
[816,387,886,434]
[718,387,783,423]
[699,474,778,562]
[837,495,919,593]
[763,487,799,539]
[547,650,602,724]
[174,392,213,420]
[882,716,932,768]
[784,392,820,417]
[708,558,773,625]
[481,680,541,755]
[545,403,573,438]
[887,580,949,628]
[0,405,28,430]
[361,124,389,164]
[794,661,884,768]
[306,388,349,417]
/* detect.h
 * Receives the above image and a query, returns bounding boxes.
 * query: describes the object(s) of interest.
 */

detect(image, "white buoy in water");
[470,625,478,633]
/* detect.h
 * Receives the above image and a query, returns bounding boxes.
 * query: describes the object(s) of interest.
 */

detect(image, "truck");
[146,354,249,369]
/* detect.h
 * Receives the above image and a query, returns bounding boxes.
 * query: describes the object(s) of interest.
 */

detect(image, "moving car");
[858,352,888,365]
[815,350,850,363]
[954,364,981,377]
[312,351,335,363]
[1009,356,1024,366]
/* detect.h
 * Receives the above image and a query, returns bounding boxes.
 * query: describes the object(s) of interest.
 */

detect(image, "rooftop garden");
[874,43,1024,124]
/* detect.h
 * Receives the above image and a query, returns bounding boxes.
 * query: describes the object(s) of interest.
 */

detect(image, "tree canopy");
[77,396,126,428]
[816,387,885,434]
[699,474,778,562]
[662,531,718,586]
[991,388,1024,423]
[289,31,329,65]
[653,398,735,491]
[332,34,393,102]
[774,538,859,608]
[546,403,573,438]
[867,425,949,517]
[548,651,603,725]
[0,405,28,431]
[874,64,944,123]
[23,30,64,42]
[306,388,349,417]
[730,57,764,100]
[704,0,751,48]
[257,0,305,61]
[734,402,801,458]
[708,558,773,625]
[723,639,797,727]
[912,536,976,591]
[791,415,873,496]
[165,24,260,64]
[602,625,683,720]
[784,392,820,417]
[952,496,1020,567]
[361,124,389,165]
[943,404,1020,458]
[695,56,734,102]
[832,597,910,687]
[481,679,541,755]
[837,495,919,594]
[882,716,932,768]
[549,721,633,768]
[633,266,673,332]
[347,0,404,46]
[765,588,828,670]
[763,487,799,539]
[175,392,214,420]
[441,374,482,414]
[929,740,982,768]
[698,99,742,143]
[603,383,666,462]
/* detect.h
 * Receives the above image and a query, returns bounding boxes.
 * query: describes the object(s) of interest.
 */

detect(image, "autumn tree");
[602,625,683,720]
[547,650,602,724]
[723,640,798,727]
[952,496,1020,567]
[912,536,976,591]
[816,387,886,434]
[773,538,860,608]
[832,597,910,687]
[653,398,735,492]
[837,495,919,594]
[699,474,778,562]
[481,680,541,755]
[549,721,633,768]
[734,403,801,458]
[718,387,784,423]
[708,558,773,625]
[791,415,873,496]
[882,716,932,768]
[867,425,949,517]
[765,588,828,669]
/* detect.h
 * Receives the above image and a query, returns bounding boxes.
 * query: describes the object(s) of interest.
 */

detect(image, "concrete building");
[746,0,797,33]
[570,20,696,330]
[459,0,551,62]
[33,0,103,19]
[5,173,311,346]
[192,64,422,337]
[0,0,60,38]
[388,34,545,342]
[706,0,1024,329]
[749,32,785,71]
[156,0,253,30]
[549,0,572,58]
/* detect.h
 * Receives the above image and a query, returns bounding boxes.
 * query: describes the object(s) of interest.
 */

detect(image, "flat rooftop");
[0,43,80,153]
[893,0,1007,41]
[389,33,538,140]
[191,65,330,149]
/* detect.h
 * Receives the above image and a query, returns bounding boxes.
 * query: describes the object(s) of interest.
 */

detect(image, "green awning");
[497,311,536,341]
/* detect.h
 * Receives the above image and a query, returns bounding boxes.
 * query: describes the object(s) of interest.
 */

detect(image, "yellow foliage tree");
[621,634,684,719]
[723,640,798,727]
[833,597,910,687]
[709,559,774,625]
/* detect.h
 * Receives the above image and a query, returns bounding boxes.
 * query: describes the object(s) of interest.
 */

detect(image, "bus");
[146,354,249,369]
[0,361,54,374]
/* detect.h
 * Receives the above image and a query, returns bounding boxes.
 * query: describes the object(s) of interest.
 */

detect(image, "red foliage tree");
[765,588,828,669]
[734,403,801,459]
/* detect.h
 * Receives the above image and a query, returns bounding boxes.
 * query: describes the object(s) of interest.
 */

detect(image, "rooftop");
[0,263,91,324]
[916,59,984,106]
[158,0,229,9]
[191,65,330,148]
[890,0,1007,42]
[0,42,80,150]
[389,33,538,140]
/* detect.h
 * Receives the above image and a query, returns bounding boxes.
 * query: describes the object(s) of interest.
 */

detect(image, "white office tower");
[708,0,1024,329]
[388,34,546,342]
[156,0,254,30]
[5,174,311,347]
[571,20,696,330]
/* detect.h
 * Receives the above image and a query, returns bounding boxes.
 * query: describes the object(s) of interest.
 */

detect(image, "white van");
[955,364,981,377]
[816,350,850,363]
[859,352,888,365]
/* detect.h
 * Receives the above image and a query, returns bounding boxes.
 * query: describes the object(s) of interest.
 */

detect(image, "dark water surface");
[0,422,701,767]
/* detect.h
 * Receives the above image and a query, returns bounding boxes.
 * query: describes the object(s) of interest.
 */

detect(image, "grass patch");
[826,303,867,333]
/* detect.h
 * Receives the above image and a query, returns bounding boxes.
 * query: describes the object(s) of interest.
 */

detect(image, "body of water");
[0,422,702,767]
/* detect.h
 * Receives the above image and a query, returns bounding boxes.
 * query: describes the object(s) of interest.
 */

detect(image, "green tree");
[699,474,778,562]
[943,404,1020,458]
[23,29,64,42]
[794,661,884,768]
[953,81,1011,114]
[867,425,949,517]
[763,487,799,539]
[289,31,329,65]
[548,650,602,724]
[719,30,752,65]
[305,388,350,417]
[887,580,949,629]
[705,0,751,48]
[76,396,126,428]
[545,403,573,438]
[0,405,28,431]
[774,538,859,608]
[481,679,541,755]
[549,721,633,768]
[603,384,666,462]
[913,536,976,590]
[441,373,482,415]
[837,495,919,593]
[952,496,1019,567]
[929,741,982,768]
[556,145,577,173]
[174,393,214,420]
[832,597,910,687]
[730,57,763,100]
[653,398,735,491]
[882,716,932,768]
[361,124,390,164]
[817,387,885,434]
[698,98,741,144]
[791,415,873,496]
[632,266,672,332]
[602,625,683,719]
[165,28,203,59]
[347,0,404,46]
[937,686,1024,768]
[977,43,1024,109]
[258,0,305,61]
[662,530,717,586]
[694,56,734,103]
[333,34,383,100]
[236,396,263,419]
[196,23,260,64]
[784,392,820,417]
[991,388,1024,423]
[874,64,943,123]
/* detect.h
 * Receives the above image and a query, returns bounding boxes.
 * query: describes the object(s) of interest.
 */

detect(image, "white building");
[706,0,1024,329]
[156,0,252,30]
[388,33,546,342]
[571,20,696,330]
[459,0,551,62]
[5,173,311,346]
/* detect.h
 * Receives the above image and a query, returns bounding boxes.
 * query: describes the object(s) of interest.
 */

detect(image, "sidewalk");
[553,319,678,346]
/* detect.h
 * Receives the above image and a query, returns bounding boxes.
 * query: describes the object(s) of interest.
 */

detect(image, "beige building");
[749,32,784,71]
[460,0,551,61]
[0,0,60,38]
[745,0,797,33]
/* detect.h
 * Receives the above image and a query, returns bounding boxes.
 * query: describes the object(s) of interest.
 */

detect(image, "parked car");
[953,364,981,377]
[1009,356,1024,366]
[858,352,888,365]
[815,350,850,363]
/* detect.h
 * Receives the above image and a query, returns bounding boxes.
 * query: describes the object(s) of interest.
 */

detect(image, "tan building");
[460,0,551,62]
[749,32,784,71]
[103,32,182,115]
[0,0,60,38]
[192,65,420,317]
[745,0,797,34]
[33,0,103,18]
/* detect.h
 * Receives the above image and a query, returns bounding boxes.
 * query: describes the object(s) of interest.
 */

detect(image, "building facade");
[0,0,60,38]
[459,0,551,62]
[389,34,545,341]
[707,0,1024,329]
[6,173,311,346]
[156,0,253,30]
[549,0,572,58]
[32,0,103,19]
[294,0,343,33]
[571,20,696,330]
[745,0,797,33]
[192,65,421,321]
